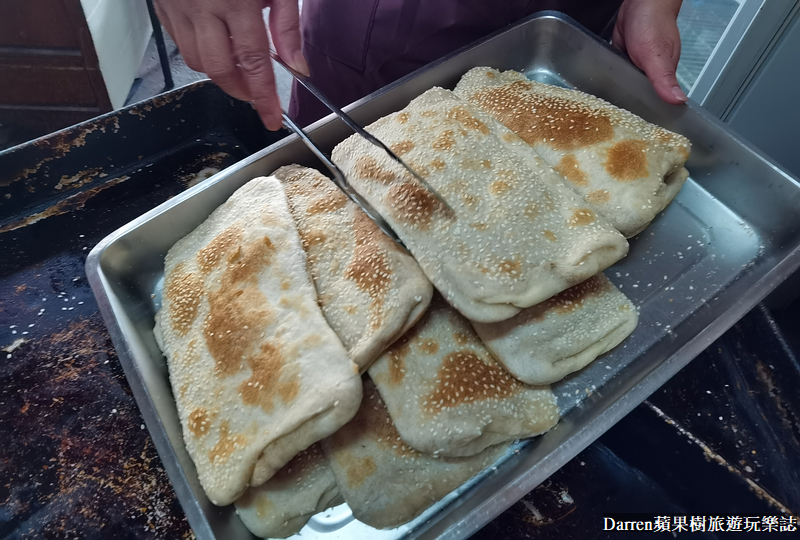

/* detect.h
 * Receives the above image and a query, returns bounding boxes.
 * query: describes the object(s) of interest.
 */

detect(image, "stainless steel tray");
[86,12,800,540]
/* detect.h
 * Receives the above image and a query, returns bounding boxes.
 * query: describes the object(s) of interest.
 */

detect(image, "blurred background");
[1,0,798,183]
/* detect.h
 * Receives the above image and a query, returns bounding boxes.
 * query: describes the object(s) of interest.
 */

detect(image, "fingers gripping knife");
[270,51,455,251]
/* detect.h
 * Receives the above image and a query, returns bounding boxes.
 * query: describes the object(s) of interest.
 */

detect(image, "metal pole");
[146,0,174,92]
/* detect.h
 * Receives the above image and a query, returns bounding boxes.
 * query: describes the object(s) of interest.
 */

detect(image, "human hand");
[154,0,308,130]
[612,0,687,105]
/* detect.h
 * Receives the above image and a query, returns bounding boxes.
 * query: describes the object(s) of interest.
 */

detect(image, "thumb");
[631,35,687,105]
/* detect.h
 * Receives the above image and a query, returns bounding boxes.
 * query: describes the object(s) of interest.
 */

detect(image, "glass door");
[676,0,800,118]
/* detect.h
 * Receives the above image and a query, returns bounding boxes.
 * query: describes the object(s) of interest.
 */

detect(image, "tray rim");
[86,11,800,540]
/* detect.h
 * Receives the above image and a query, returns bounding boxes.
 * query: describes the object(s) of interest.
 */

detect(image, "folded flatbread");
[274,164,432,371]
[323,378,508,529]
[155,176,362,505]
[332,87,628,323]
[471,273,638,385]
[234,443,341,538]
[454,67,691,237]
[368,295,559,457]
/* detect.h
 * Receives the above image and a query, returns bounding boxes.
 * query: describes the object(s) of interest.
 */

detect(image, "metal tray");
[86,12,800,540]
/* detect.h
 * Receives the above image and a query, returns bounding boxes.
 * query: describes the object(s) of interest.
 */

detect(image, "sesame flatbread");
[322,378,508,529]
[368,295,559,457]
[155,176,362,506]
[454,67,691,237]
[274,164,432,371]
[234,443,341,538]
[332,87,628,323]
[471,274,638,385]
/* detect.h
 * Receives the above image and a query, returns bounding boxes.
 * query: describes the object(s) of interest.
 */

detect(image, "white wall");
[81,0,153,109]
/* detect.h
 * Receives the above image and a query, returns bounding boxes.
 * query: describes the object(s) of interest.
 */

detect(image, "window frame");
[687,0,799,119]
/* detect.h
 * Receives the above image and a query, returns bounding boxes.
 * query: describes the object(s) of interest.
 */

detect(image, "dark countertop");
[1,82,798,539]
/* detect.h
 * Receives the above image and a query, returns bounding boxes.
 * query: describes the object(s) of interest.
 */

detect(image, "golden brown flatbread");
[322,378,508,529]
[368,295,559,457]
[471,273,638,385]
[332,87,628,323]
[154,176,362,506]
[274,164,432,371]
[454,67,691,237]
[234,443,341,538]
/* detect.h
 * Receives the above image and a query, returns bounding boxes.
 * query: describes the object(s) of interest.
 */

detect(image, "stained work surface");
[0,314,192,539]
[0,82,278,539]
[1,82,799,539]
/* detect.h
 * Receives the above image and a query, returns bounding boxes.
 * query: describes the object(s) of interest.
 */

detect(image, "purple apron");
[289,0,623,126]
